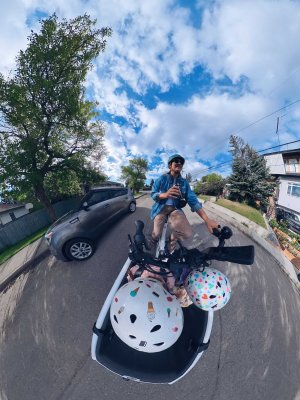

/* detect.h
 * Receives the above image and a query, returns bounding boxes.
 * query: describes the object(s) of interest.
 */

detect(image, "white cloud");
[129,92,275,158]
[101,89,299,180]
[1,0,300,183]
[87,0,300,179]
[100,122,130,181]
[92,0,203,95]
[199,0,300,99]
[0,1,29,75]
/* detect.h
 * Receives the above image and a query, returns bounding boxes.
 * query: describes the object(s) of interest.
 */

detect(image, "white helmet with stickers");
[110,278,184,353]
[185,267,231,311]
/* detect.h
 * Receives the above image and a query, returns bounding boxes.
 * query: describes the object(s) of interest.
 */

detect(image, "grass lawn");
[199,195,212,202]
[215,199,267,229]
[0,226,51,265]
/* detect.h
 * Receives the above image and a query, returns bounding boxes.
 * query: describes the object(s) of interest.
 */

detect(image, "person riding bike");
[150,153,219,252]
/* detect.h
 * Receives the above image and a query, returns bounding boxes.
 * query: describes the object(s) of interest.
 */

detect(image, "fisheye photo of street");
[0,1,300,400]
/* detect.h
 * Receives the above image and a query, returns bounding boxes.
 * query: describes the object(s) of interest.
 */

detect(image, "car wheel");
[128,202,136,213]
[64,238,95,261]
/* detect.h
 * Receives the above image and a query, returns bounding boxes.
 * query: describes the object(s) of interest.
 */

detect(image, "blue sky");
[0,0,300,184]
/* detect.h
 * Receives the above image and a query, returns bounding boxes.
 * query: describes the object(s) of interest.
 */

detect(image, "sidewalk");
[0,196,299,293]
[0,237,50,292]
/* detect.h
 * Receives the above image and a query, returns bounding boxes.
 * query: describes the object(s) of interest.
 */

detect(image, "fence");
[0,197,81,252]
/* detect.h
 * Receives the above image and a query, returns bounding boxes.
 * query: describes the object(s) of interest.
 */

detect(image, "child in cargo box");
[127,264,192,308]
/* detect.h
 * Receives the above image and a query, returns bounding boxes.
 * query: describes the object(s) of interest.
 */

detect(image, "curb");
[204,201,300,292]
[134,193,147,200]
[262,213,282,248]
[0,239,50,293]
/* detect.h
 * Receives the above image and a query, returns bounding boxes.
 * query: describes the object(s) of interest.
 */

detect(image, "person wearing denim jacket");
[150,154,219,252]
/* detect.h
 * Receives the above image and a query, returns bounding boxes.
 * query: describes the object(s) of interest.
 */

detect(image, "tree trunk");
[34,184,57,222]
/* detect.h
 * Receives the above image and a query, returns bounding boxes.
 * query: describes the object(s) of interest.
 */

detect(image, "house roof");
[263,148,300,157]
[0,203,25,215]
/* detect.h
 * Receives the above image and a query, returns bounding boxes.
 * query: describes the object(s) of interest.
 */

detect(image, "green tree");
[228,135,276,209]
[0,14,111,221]
[43,160,107,202]
[204,173,222,184]
[121,157,148,194]
[194,173,226,196]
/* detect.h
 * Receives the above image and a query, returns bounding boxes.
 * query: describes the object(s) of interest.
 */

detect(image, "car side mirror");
[82,201,90,210]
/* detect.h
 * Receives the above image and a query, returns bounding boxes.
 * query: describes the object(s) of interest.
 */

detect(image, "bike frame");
[155,221,168,258]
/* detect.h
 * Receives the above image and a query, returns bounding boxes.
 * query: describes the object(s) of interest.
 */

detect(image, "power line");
[195,98,300,165]
[190,139,300,177]
[257,139,300,154]
[234,99,300,135]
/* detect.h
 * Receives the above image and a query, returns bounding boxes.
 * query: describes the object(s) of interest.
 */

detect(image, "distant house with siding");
[189,181,198,190]
[264,148,300,216]
[0,203,30,226]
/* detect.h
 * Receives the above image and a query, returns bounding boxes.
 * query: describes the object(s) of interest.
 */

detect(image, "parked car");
[45,186,136,261]
[276,207,300,235]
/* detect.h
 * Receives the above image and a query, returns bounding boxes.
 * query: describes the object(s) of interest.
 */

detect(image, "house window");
[9,211,16,221]
[285,158,299,173]
[287,183,300,197]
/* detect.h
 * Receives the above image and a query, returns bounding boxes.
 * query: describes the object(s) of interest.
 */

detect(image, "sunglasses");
[172,158,184,164]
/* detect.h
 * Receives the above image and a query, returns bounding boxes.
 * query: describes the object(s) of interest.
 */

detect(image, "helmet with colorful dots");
[184,268,231,311]
[110,278,184,353]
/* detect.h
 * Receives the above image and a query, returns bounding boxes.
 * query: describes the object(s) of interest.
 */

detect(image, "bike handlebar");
[128,220,254,280]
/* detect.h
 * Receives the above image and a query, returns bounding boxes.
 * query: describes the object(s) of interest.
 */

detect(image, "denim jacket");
[150,173,202,220]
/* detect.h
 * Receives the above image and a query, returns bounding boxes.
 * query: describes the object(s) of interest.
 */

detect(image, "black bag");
[178,197,187,208]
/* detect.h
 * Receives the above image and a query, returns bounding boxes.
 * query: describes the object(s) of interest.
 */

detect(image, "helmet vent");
[113,315,118,323]
[130,314,137,323]
[154,342,164,346]
[129,335,136,339]
[150,325,161,333]
[152,291,160,297]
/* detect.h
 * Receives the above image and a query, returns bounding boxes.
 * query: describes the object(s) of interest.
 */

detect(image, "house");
[189,180,198,190]
[0,203,30,226]
[264,148,300,217]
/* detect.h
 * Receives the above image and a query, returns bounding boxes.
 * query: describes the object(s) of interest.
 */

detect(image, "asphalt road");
[1,195,300,400]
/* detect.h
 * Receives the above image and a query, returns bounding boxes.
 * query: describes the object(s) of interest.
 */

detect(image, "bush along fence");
[0,197,81,253]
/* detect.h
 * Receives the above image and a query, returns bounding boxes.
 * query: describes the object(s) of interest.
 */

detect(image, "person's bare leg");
[169,209,193,252]
[151,206,175,247]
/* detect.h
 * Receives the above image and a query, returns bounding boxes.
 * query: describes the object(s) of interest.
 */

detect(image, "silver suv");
[45,186,136,261]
